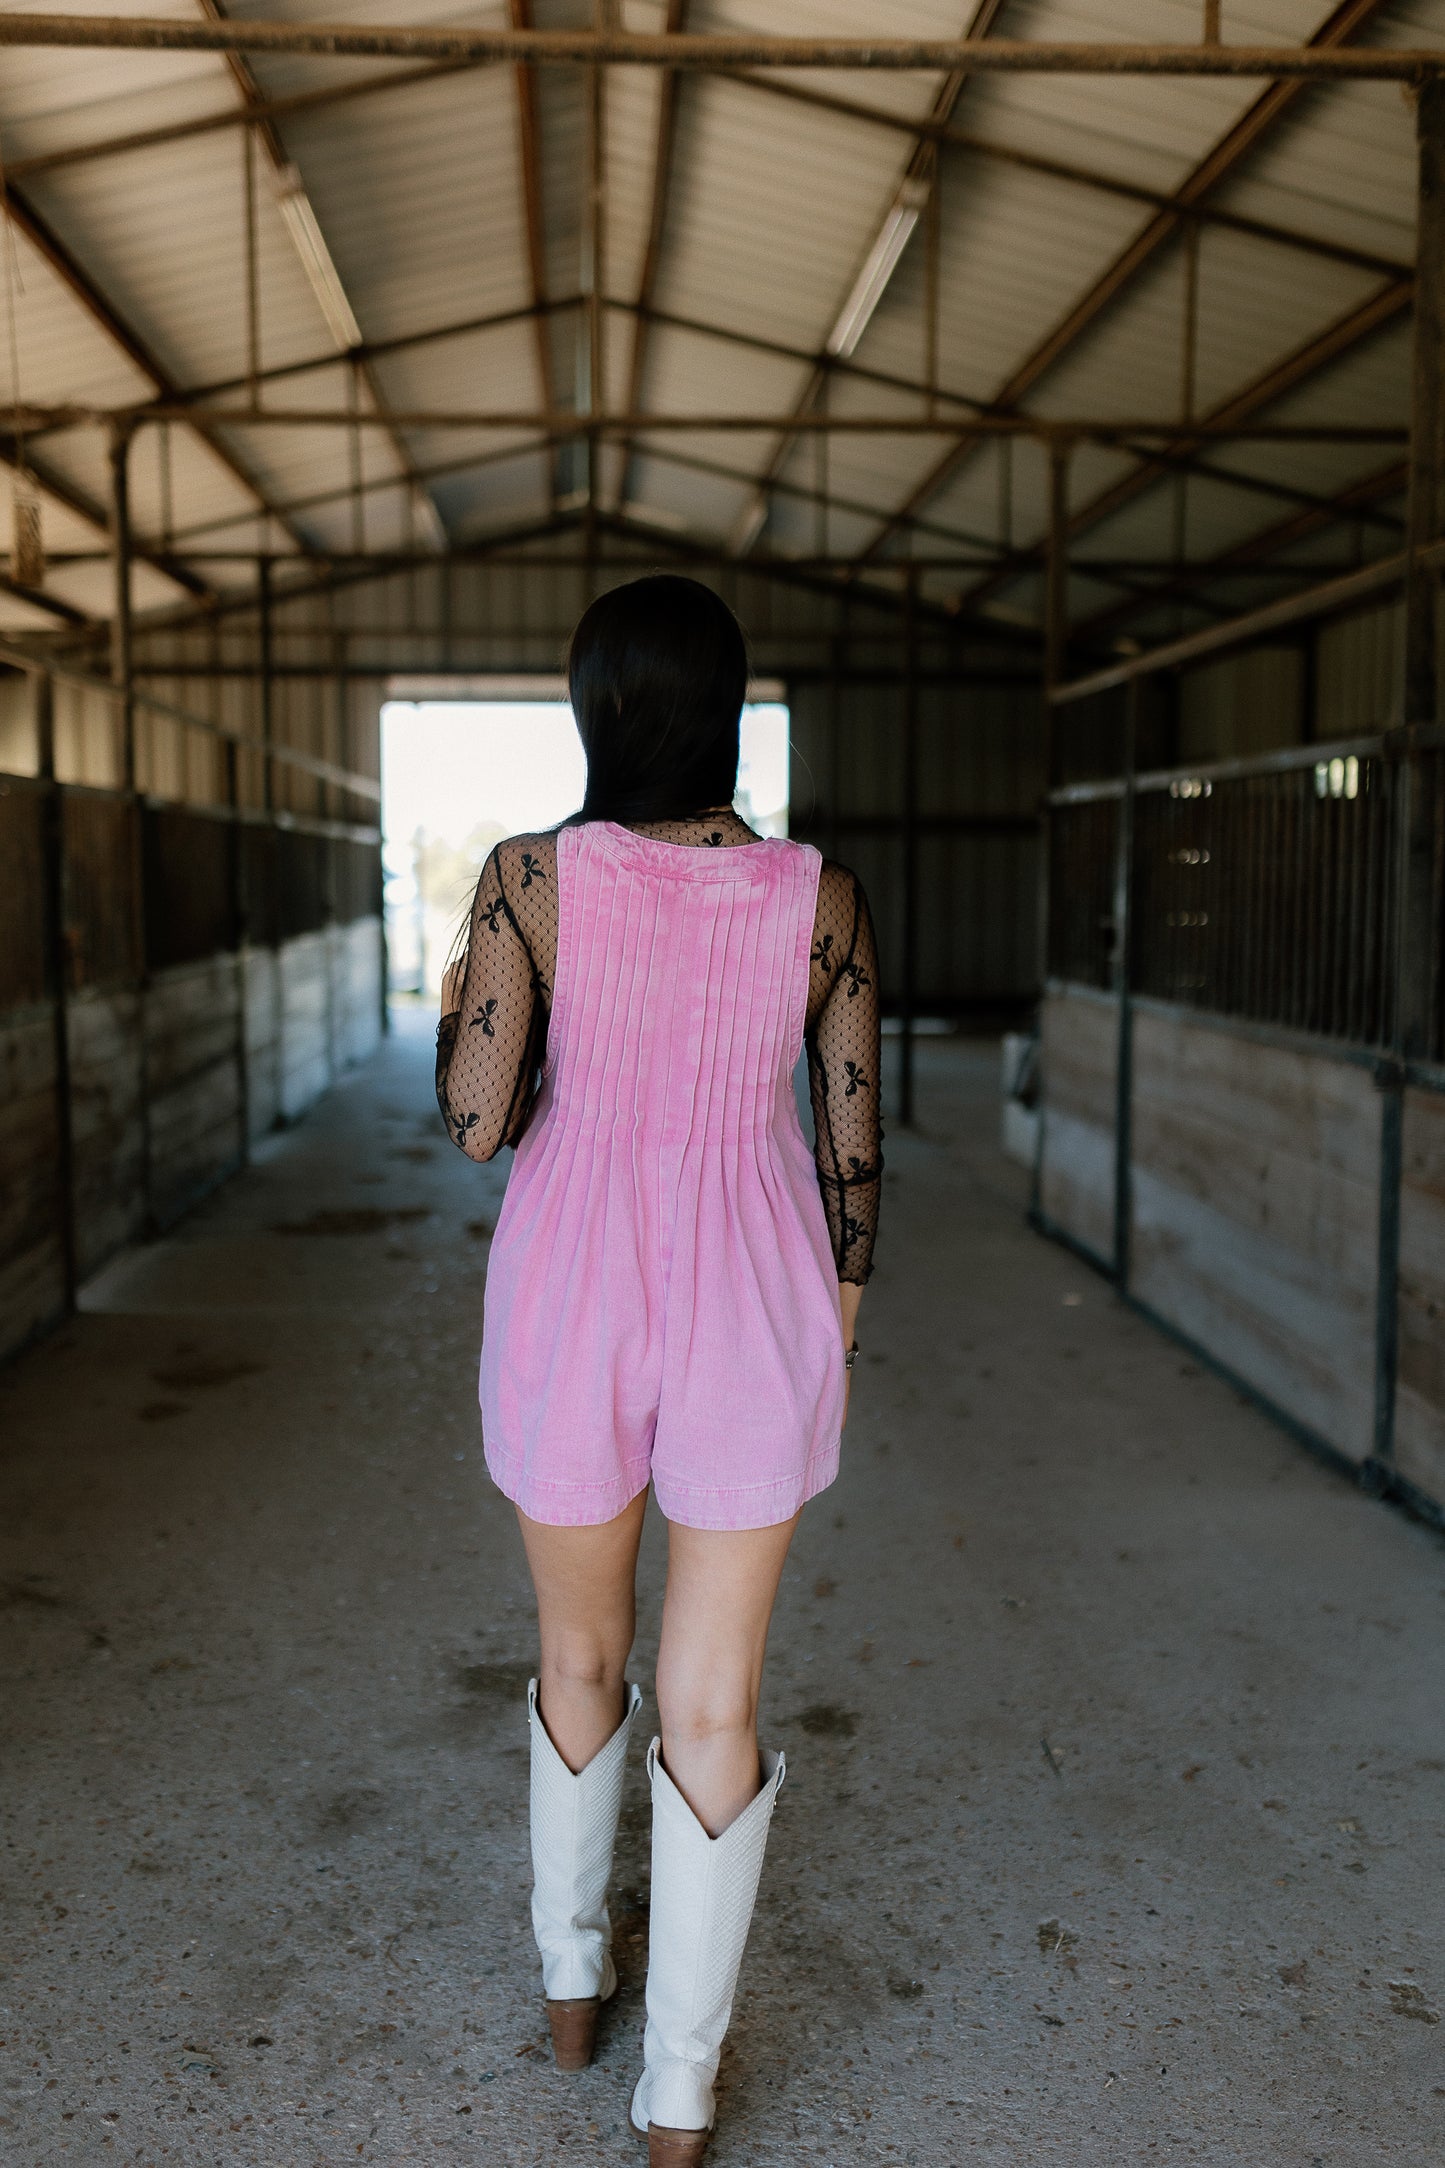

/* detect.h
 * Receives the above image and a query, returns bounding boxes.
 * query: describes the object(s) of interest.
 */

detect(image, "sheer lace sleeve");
[804,860,883,1285]
[435,835,556,1162]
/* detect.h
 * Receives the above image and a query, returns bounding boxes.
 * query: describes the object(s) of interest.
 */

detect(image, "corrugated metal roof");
[0,0,1440,649]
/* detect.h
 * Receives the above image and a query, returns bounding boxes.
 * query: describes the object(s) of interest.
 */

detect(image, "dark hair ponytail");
[567,575,747,824]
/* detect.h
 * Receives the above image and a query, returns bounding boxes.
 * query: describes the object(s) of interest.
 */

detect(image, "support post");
[258,555,275,814]
[109,417,152,1233]
[36,668,77,1314]
[108,420,136,789]
[1373,74,1445,1478]
[1112,680,1139,1290]
[899,567,920,1127]
[582,6,607,508]
[828,595,846,865]
[219,610,251,1165]
[1044,440,1071,702]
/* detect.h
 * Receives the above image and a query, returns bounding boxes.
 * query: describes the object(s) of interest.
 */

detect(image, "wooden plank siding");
[0,920,384,1365]
[1396,1087,1445,1502]
[144,955,247,1229]
[1039,985,1118,1267]
[0,1005,66,1356]
[1128,1010,1382,1466]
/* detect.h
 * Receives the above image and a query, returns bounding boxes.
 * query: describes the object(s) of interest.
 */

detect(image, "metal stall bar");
[33,667,77,1316]
[1373,75,1445,1489]
[898,568,919,1127]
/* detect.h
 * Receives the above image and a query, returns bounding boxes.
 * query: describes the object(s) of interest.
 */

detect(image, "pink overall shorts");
[479,820,846,1529]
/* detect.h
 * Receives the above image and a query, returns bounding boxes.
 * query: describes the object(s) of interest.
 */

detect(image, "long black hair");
[567,575,748,824]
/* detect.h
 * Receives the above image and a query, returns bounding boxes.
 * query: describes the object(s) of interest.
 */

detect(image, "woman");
[436,574,881,2165]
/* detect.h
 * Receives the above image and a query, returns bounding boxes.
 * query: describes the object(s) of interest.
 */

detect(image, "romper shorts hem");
[484,1437,651,1528]
[651,1444,841,1531]
[485,1435,841,1531]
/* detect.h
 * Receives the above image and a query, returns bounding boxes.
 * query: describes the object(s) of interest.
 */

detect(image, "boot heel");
[648,2127,710,2165]
[545,1996,600,2070]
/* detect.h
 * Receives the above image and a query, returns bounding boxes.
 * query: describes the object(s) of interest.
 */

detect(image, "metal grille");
[1132,756,1398,1049]
[1046,798,1117,990]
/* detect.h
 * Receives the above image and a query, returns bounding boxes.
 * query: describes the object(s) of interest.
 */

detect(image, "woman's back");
[436,808,881,1284]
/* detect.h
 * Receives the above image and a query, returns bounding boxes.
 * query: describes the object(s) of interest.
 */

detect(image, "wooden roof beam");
[199,0,446,549]
[615,0,687,517]
[956,280,1412,619]
[852,0,1400,567]
[732,0,1006,556]
[2,181,308,561]
[1068,457,1409,645]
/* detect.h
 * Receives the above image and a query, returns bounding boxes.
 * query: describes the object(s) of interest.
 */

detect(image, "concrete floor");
[2,1012,1443,2168]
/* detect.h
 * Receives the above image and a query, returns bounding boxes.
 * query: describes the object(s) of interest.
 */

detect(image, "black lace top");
[435,809,882,1283]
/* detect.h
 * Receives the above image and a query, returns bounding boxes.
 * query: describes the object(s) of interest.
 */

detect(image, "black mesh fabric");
[435,809,883,1283]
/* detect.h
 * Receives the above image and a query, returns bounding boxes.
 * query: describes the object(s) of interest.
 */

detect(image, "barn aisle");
[1,1018,1440,2167]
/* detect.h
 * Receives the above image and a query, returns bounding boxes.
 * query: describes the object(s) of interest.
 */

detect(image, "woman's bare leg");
[517,1489,648,1770]
[655,1513,800,1835]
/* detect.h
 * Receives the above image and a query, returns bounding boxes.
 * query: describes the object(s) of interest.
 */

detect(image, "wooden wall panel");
[0,1007,66,1356]
[67,988,145,1280]
[278,933,333,1121]
[1130,1009,1381,1466]
[243,946,282,1144]
[145,956,245,1229]
[336,921,384,1068]
[1039,986,1118,1267]
[1396,1087,1445,1504]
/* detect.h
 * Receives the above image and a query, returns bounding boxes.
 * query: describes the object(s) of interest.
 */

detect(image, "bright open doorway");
[382,684,790,1001]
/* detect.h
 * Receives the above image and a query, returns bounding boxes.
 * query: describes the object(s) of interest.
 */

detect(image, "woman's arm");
[805,863,884,1297]
[436,841,548,1162]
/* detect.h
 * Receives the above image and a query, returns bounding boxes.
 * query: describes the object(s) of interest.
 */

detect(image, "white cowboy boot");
[528,1676,644,2068]
[629,1738,786,2163]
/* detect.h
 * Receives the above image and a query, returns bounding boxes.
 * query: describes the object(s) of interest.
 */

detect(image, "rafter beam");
[12,404,1400,442]
[616,0,687,516]
[507,0,559,508]
[0,19,1435,76]
[853,0,1399,566]
[5,49,1409,290]
[199,0,444,548]
[716,69,1410,285]
[5,62,479,185]
[0,572,92,626]
[0,435,211,598]
[1070,458,1409,644]
[957,279,1412,617]
[82,288,1399,544]
[2,180,308,560]
[735,0,1006,555]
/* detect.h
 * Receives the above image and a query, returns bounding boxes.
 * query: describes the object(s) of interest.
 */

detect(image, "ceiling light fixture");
[825,177,930,361]
[274,164,363,352]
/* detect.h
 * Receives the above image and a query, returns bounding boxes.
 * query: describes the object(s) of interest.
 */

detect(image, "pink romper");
[478,821,846,1530]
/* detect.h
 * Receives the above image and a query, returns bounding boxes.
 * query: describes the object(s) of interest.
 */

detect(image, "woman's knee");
[655,1668,759,1750]
[539,1624,631,1695]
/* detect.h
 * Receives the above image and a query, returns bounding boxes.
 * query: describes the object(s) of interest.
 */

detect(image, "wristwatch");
[844,1344,859,1371]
